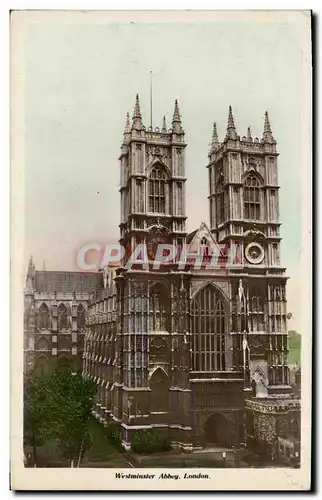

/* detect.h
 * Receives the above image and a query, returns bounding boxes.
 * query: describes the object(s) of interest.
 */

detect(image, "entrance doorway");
[203,413,233,447]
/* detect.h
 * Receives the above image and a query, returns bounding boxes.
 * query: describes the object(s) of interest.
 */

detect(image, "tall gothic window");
[244,175,261,220]
[149,284,168,331]
[149,166,166,214]
[77,304,86,330]
[38,303,49,329]
[215,179,225,225]
[191,285,226,371]
[58,303,68,330]
[248,284,265,331]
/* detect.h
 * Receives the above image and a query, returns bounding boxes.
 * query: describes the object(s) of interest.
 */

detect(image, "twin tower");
[119,94,280,273]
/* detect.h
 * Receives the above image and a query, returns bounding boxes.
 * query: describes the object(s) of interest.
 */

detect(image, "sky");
[22,12,309,331]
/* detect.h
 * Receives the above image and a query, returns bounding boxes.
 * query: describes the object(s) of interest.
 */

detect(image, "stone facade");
[24,95,301,460]
[24,263,102,374]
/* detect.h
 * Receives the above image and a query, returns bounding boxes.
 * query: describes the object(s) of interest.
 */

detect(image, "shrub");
[104,422,123,452]
[131,429,171,454]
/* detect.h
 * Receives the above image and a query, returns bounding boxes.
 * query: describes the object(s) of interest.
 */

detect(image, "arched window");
[58,336,70,350]
[58,303,68,330]
[77,304,86,330]
[149,284,169,332]
[191,285,226,371]
[35,336,50,351]
[200,237,210,257]
[149,166,166,214]
[248,284,265,331]
[38,303,49,329]
[244,175,261,220]
[35,355,50,376]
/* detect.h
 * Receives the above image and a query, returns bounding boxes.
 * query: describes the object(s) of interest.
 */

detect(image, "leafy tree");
[24,370,51,465]
[24,369,97,467]
[46,370,97,467]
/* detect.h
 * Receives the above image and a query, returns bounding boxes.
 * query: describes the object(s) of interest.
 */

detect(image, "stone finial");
[124,112,131,134]
[133,94,141,119]
[247,126,252,140]
[210,122,219,152]
[162,115,167,133]
[132,94,143,129]
[226,105,237,140]
[263,111,275,143]
[172,99,181,123]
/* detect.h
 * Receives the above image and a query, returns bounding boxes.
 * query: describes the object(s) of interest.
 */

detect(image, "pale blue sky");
[24,16,305,329]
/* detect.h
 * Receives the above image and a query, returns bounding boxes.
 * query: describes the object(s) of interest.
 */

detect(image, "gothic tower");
[119,95,187,262]
[115,95,192,449]
[206,107,290,394]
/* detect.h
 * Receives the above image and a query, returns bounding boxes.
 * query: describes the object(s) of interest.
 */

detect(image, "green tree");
[24,370,97,467]
[46,371,97,467]
[24,370,51,466]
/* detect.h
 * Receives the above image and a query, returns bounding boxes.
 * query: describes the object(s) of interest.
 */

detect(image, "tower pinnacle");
[226,105,237,140]
[132,94,143,129]
[124,112,131,134]
[247,126,252,141]
[162,115,167,133]
[172,99,181,123]
[263,111,275,142]
[210,122,219,152]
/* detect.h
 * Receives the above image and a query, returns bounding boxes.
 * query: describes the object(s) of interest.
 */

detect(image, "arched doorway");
[204,413,232,447]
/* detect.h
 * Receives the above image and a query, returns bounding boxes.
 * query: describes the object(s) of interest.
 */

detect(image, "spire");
[132,94,143,130]
[27,255,34,275]
[133,94,141,119]
[247,126,252,141]
[226,105,237,140]
[172,99,181,123]
[162,115,167,133]
[263,111,274,142]
[124,112,131,134]
[210,122,219,152]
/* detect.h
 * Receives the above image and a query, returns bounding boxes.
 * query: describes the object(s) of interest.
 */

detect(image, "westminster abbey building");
[24,95,300,463]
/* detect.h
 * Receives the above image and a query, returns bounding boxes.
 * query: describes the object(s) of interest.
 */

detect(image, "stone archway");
[203,413,232,447]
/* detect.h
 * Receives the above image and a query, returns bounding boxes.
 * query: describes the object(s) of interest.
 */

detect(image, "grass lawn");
[86,418,120,459]
[136,453,235,468]
[25,418,121,467]
[83,457,132,468]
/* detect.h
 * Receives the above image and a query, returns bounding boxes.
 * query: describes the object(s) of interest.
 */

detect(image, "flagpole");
[150,71,153,129]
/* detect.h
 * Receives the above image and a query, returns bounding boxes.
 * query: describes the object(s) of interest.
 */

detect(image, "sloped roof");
[34,271,102,293]
[186,229,198,244]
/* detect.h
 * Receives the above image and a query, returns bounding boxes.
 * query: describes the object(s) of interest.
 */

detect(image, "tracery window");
[58,303,68,330]
[149,285,168,332]
[215,178,225,225]
[38,303,49,329]
[244,175,261,220]
[248,284,265,331]
[77,304,86,330]
[149,166,166,213]
[191,285,226,371]
[200,237,210,256]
